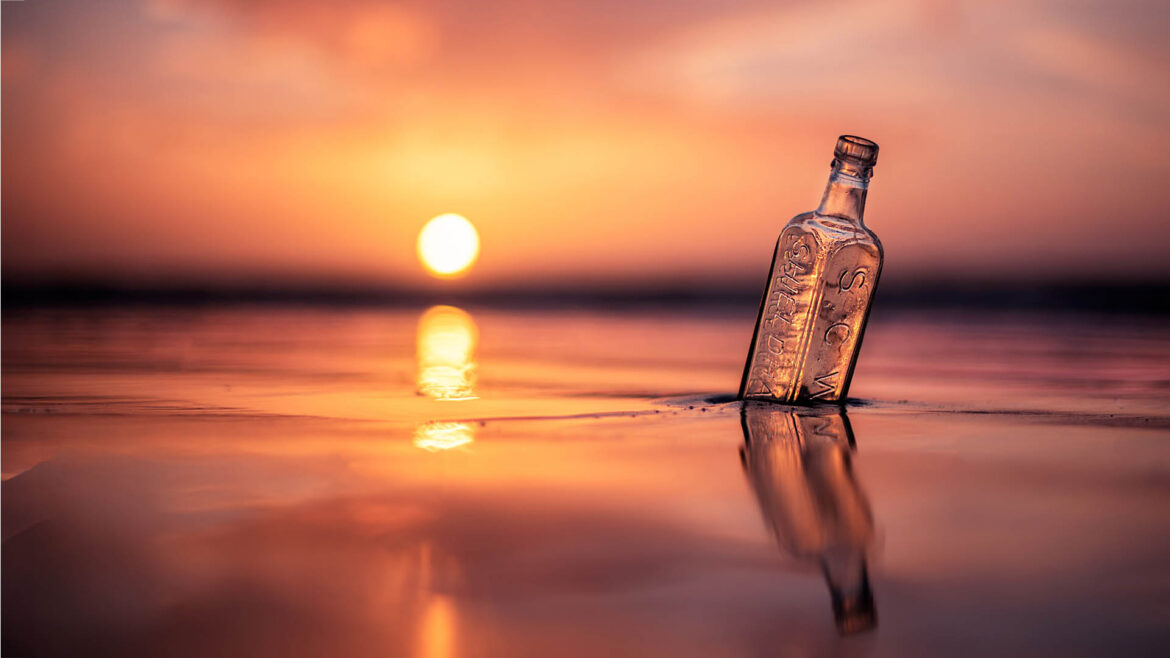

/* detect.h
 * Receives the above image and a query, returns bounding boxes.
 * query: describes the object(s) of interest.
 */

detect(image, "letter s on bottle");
[839,268,867,292]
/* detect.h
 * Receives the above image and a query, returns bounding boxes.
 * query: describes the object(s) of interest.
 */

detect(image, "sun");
[417,214,479,278]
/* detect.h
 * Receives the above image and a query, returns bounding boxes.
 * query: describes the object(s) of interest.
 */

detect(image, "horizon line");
[4,279,1169,315]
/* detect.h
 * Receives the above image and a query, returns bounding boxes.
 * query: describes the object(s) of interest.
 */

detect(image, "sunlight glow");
[417,214,479,278]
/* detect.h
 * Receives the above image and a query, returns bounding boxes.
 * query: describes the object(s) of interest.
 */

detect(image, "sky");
[4,0,1170,291]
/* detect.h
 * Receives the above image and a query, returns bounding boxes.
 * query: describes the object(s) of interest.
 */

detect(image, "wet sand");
[3,305,1169,657]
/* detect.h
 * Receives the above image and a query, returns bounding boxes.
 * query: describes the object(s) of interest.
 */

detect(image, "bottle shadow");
[739,401,877,634]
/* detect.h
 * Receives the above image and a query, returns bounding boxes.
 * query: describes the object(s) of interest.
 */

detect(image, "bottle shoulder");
[782,212,882,253]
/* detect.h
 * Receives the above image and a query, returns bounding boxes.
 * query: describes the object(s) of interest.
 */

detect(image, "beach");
[3,305,1168,656]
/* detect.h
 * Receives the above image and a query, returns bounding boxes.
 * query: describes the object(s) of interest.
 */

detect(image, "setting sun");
[417,214,479,278]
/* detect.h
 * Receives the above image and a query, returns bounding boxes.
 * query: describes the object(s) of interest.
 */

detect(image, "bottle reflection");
[417,305,479,401]
[739,402,877,634]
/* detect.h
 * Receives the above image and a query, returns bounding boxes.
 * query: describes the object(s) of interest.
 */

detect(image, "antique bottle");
[740,135,883,404]
[739,402,877,634]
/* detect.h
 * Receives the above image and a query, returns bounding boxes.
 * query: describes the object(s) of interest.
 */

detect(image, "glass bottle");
[739,402,877,634]
[740,136,883,404]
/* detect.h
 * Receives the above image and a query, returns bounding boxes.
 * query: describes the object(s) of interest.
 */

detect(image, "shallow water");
[3,305,1169,657]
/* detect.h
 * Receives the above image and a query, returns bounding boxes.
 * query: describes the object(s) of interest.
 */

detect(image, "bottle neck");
[816,165,869,225]
[821,554,876,634]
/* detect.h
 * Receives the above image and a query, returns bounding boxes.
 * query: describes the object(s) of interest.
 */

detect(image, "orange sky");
[4,0,1170,290]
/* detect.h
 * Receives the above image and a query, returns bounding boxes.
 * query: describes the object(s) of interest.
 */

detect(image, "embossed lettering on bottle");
[740,135,883,404]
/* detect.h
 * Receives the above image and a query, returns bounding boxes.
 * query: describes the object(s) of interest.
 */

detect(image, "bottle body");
[740,136,882,404]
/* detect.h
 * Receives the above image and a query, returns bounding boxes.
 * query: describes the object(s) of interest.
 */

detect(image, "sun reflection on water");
[412,422,474,452]
[417,594,456,658]
[417,305,478,401]
[415,305,478,452]
[414,543,459,658]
